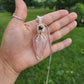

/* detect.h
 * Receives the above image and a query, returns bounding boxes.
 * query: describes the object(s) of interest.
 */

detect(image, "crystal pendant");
[33,33,47,60]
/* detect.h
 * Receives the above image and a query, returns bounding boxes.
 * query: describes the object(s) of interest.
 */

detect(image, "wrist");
[0,48,19,84]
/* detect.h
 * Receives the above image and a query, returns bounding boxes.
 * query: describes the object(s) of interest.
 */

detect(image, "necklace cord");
[44,24,53,84]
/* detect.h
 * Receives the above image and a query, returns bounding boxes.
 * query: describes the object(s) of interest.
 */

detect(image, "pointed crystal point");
[33,34,47,60]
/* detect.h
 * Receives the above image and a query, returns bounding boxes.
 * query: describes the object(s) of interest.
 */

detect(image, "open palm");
[0,0,77,73]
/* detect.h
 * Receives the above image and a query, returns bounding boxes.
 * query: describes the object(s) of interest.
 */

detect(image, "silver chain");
[44,24,53,84]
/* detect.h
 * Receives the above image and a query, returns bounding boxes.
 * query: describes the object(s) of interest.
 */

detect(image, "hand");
[0,0,77,83]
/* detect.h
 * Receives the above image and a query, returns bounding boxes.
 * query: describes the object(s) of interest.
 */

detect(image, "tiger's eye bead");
[37,24,45,34]
[39,25,43,30]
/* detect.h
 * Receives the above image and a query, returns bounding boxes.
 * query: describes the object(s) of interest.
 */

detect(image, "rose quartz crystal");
[33,34,47,60]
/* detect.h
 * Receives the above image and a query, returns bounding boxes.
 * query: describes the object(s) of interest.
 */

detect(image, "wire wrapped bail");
[37,16,43,24]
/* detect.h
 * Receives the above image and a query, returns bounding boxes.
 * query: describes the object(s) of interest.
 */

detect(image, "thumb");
[14,0,27,21]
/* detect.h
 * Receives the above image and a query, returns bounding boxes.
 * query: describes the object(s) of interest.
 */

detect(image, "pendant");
[33,33,47,60]
[33,16,47,60]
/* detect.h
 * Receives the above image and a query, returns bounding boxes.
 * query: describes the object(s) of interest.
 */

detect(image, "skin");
[0,0,77,84]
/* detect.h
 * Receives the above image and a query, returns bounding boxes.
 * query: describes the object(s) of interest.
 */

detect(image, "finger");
[25,10,69,30]
[13,0,27,21]
[51,21,77,42]
[43,10,69,25]
[49,12,77,33]
[52,38,72,53]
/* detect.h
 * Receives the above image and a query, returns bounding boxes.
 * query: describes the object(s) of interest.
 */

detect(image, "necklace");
[33,16,53,84]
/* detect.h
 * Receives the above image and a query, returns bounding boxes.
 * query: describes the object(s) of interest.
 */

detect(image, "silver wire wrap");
[12,13,24,21]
